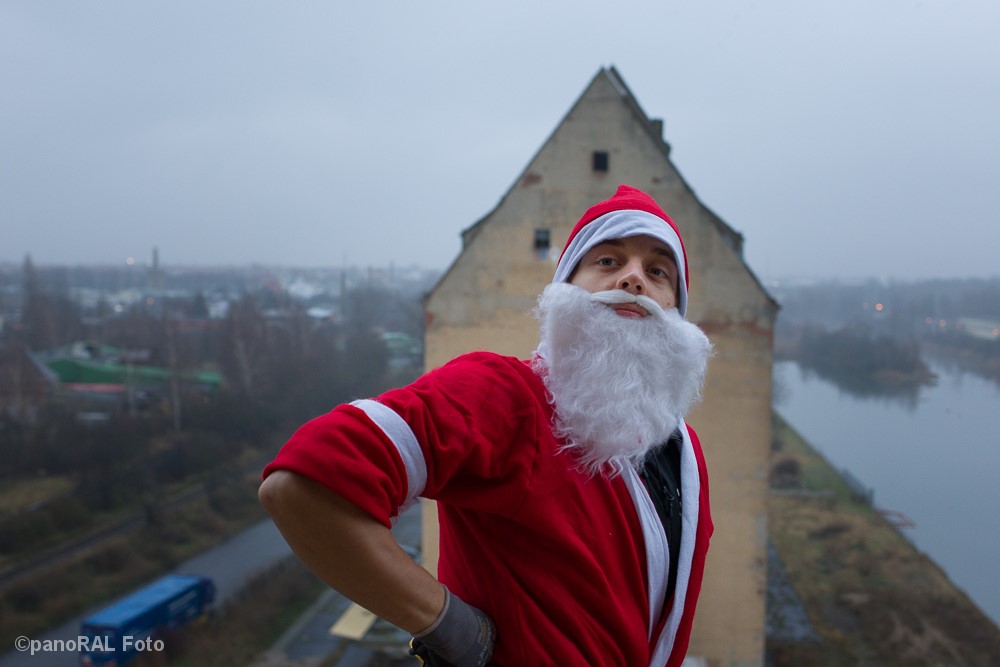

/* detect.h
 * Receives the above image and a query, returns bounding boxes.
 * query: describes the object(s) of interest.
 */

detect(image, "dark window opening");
[592,151,609,173]
[534,228,551,260]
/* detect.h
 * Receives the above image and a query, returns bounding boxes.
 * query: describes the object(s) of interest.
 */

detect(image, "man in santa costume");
[259,184,714,667]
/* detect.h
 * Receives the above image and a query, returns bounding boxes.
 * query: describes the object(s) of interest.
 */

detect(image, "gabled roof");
[602,66,751,259]
[603,65,674,165]
[427,66,777,310]
[458,66,745,252]
[24,349,60,385]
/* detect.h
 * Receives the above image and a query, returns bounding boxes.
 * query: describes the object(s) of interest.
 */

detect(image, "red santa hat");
[554,184,689,317]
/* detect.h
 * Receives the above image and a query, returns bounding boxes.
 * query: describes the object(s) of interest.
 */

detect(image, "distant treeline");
[773,276,999,389]
[773,276,1000,334]
[790,326,934,397]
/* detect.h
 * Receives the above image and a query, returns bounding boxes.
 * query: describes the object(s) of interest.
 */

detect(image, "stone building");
[422,66,778,666]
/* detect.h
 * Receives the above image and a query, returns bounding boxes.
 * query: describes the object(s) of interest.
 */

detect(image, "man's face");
[568,234,679,316]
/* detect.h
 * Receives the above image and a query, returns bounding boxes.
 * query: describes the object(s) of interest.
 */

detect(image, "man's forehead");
[591,235,677,260]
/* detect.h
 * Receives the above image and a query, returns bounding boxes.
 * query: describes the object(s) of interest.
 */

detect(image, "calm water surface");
[773,359,1000,627]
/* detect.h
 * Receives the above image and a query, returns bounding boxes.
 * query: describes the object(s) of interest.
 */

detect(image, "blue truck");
[79,574,215,666]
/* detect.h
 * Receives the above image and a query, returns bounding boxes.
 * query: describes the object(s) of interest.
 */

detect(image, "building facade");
[423,66,778,666]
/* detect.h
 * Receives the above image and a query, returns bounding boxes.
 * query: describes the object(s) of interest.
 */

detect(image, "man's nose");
[617,263,646,294]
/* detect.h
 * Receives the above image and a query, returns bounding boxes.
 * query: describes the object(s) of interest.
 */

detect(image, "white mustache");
[588,290,670,322]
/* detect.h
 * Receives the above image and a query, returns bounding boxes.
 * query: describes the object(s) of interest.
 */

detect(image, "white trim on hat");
[554,210,688,317]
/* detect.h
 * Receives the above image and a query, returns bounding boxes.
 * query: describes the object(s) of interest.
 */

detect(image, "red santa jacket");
[263,351,713,667]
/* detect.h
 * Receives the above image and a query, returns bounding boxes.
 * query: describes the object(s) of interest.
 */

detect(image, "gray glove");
[411,587,495,667]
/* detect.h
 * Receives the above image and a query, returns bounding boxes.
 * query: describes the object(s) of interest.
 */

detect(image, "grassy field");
[767,413,1000,666]
[0,476,76,515]
[0,471,268,649]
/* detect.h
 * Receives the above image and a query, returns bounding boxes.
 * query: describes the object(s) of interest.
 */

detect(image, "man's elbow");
[260,470,384,544]
[258,469,304,520]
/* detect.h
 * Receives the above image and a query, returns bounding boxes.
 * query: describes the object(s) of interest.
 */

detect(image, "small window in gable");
[534,228,551,260]
[592,151,609,173]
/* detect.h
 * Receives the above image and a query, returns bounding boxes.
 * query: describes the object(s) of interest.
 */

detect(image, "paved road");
[2,505,425,667]
[1,518,293,667]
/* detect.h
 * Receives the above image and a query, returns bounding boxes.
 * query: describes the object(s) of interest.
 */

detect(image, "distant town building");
[30,341,222,419]
[955,317,1000,342]
[423,66,778,666]
[0,345,58,423]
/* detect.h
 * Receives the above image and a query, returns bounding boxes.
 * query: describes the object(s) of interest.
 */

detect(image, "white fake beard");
[532,282,713,476]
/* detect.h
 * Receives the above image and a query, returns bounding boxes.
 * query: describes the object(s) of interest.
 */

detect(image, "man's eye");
[597,257,615,266]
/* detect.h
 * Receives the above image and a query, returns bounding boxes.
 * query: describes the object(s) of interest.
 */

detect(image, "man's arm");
[258,470,445,633]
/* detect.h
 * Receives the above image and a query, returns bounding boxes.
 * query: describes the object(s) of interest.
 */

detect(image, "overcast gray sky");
[2,1,998,281]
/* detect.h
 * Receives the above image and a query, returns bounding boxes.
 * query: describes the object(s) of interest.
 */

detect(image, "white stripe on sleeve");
[350,399,427,512]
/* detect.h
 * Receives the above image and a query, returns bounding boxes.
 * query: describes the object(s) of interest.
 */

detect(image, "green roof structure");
[46,358,222,388]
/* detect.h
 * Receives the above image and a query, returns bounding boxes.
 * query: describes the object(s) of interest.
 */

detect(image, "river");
[773,358,1000,627]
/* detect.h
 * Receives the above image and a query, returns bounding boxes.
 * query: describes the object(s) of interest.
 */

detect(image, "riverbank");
[766,413,1000,665]
[773,357,1000,625]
